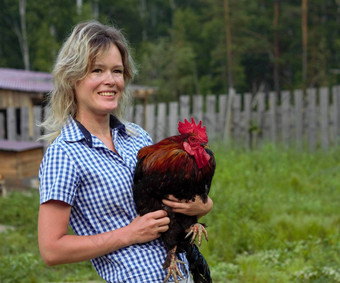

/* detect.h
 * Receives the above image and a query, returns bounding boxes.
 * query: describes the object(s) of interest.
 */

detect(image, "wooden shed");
[0,67,156,140]
[0,140,44,188]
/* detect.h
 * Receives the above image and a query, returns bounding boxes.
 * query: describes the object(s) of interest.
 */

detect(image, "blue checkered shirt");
[39,116,189,282]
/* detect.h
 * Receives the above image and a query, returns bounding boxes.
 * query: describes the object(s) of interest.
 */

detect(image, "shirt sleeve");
[39,143,80,205]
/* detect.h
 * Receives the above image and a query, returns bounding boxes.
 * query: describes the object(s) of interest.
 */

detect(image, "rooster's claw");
[185,223,208,246]
[163,246,185,283]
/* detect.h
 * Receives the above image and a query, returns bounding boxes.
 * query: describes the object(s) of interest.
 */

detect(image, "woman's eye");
[92,69,102,73]
[113,69,123,74]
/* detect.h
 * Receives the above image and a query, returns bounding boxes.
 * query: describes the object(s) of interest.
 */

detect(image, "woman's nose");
[104,71,116,85]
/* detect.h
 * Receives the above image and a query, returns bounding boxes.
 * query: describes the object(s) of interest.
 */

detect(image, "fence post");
[307,88,317,151]
[135,104,144,128]
[145,103,155,141]
[281,90,291,144]
[269,91,277,144]
[168,102,178,137]
[244,93,252,148]
[320,87,329,149]
[218,94,228,140]
[205,95,216,140]
[156,103,166,142]
[192,95,203,123]
[332,85,340,145]
[223,88,235,142]
[179,95,190,121]
[232,94,241,144]
[255,92,266,146]
[294,89,303,147]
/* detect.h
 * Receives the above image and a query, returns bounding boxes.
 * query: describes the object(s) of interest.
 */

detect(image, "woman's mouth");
[98,91,116,97]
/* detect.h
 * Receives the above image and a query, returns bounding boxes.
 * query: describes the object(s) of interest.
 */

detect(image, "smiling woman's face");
[74,43,125,120]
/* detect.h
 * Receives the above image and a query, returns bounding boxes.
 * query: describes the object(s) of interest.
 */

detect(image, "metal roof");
[0,67,157,97]
[0,68,53,93]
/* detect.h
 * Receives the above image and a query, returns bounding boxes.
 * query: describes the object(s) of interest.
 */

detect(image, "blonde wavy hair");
[40,20,137,144]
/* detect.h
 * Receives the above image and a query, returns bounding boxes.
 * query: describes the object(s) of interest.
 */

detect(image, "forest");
[0,0,339,102]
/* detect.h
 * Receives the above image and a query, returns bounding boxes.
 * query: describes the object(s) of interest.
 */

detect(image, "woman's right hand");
[127,210,170,244]
[38,201,169,266]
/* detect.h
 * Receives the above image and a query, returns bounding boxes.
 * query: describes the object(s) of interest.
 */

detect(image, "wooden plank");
[269,91,277,144]
[7,107,16,140]
[294,89,303,147]
[33,106,42,141]
[244,93,252,148]
[179,96,190,121]
[19,149,43,178]
[205,95,216,139]
[145,104,155,141]
[20,107,30,141]
[218,94,228,138]
[232,94,241,143]
[168,102,178,136]
[0,111,4,139]
[156,103,166,142]
[281,90,290,144]
[126,106,134,122]
[192,95,203,123]
[256,93,266,145]
[332,85,340,145]
[320,87,329,149]
[223,88,235,142]
[135,104,144,127]
[307,88,317,150]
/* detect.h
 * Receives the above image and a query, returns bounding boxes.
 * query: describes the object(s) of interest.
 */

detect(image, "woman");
[38,21,213,283]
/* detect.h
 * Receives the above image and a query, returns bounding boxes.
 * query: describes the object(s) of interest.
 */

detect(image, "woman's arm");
[38,200,170,266]
[162,195,213,219]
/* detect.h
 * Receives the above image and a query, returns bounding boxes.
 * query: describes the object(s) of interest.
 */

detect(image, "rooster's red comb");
[178,117,208,142]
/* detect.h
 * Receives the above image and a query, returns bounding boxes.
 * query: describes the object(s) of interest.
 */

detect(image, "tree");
[223,0,233,91]
[302,0,308,88]
[18,0,30,70]
[273,0,280,95]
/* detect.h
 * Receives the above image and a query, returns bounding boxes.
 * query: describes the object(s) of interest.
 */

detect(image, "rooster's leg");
[185,223,208,246]
[163,245,185,283]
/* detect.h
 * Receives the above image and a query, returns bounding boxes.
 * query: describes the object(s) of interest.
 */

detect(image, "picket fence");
[1,85,340,150]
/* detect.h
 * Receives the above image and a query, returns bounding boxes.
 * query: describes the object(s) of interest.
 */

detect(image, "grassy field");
[0,144,339,282]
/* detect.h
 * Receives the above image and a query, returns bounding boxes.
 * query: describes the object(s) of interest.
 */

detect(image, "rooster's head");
[178,117,211,169]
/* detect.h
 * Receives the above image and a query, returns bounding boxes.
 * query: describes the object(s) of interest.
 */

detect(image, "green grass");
[201,143,340,282]
[0,143,340,282]
[0,191,101,283]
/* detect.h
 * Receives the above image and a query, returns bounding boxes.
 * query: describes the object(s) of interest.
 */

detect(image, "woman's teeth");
[99,92,115,96]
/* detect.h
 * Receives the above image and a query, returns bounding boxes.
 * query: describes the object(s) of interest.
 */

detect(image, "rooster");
[133,118,216,283]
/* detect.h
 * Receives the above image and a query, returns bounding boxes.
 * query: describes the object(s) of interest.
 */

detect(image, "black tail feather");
[185,243,212,283]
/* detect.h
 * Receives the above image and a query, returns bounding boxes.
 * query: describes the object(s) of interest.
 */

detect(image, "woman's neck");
[75,113,111,138]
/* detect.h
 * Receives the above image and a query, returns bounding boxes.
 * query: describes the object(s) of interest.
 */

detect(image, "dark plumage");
[133,118,216,283]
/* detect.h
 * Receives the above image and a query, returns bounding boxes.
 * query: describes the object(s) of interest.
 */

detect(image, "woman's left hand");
[162,195,213,218]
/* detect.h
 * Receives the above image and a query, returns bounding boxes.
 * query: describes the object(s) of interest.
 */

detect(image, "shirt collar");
[62,115,127,147]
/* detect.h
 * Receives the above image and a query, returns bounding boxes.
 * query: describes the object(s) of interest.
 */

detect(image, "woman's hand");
[162,195,213,218]
[127,210,170,244]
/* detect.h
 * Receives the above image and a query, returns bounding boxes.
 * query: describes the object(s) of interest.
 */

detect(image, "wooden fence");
[1,85,340,150]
